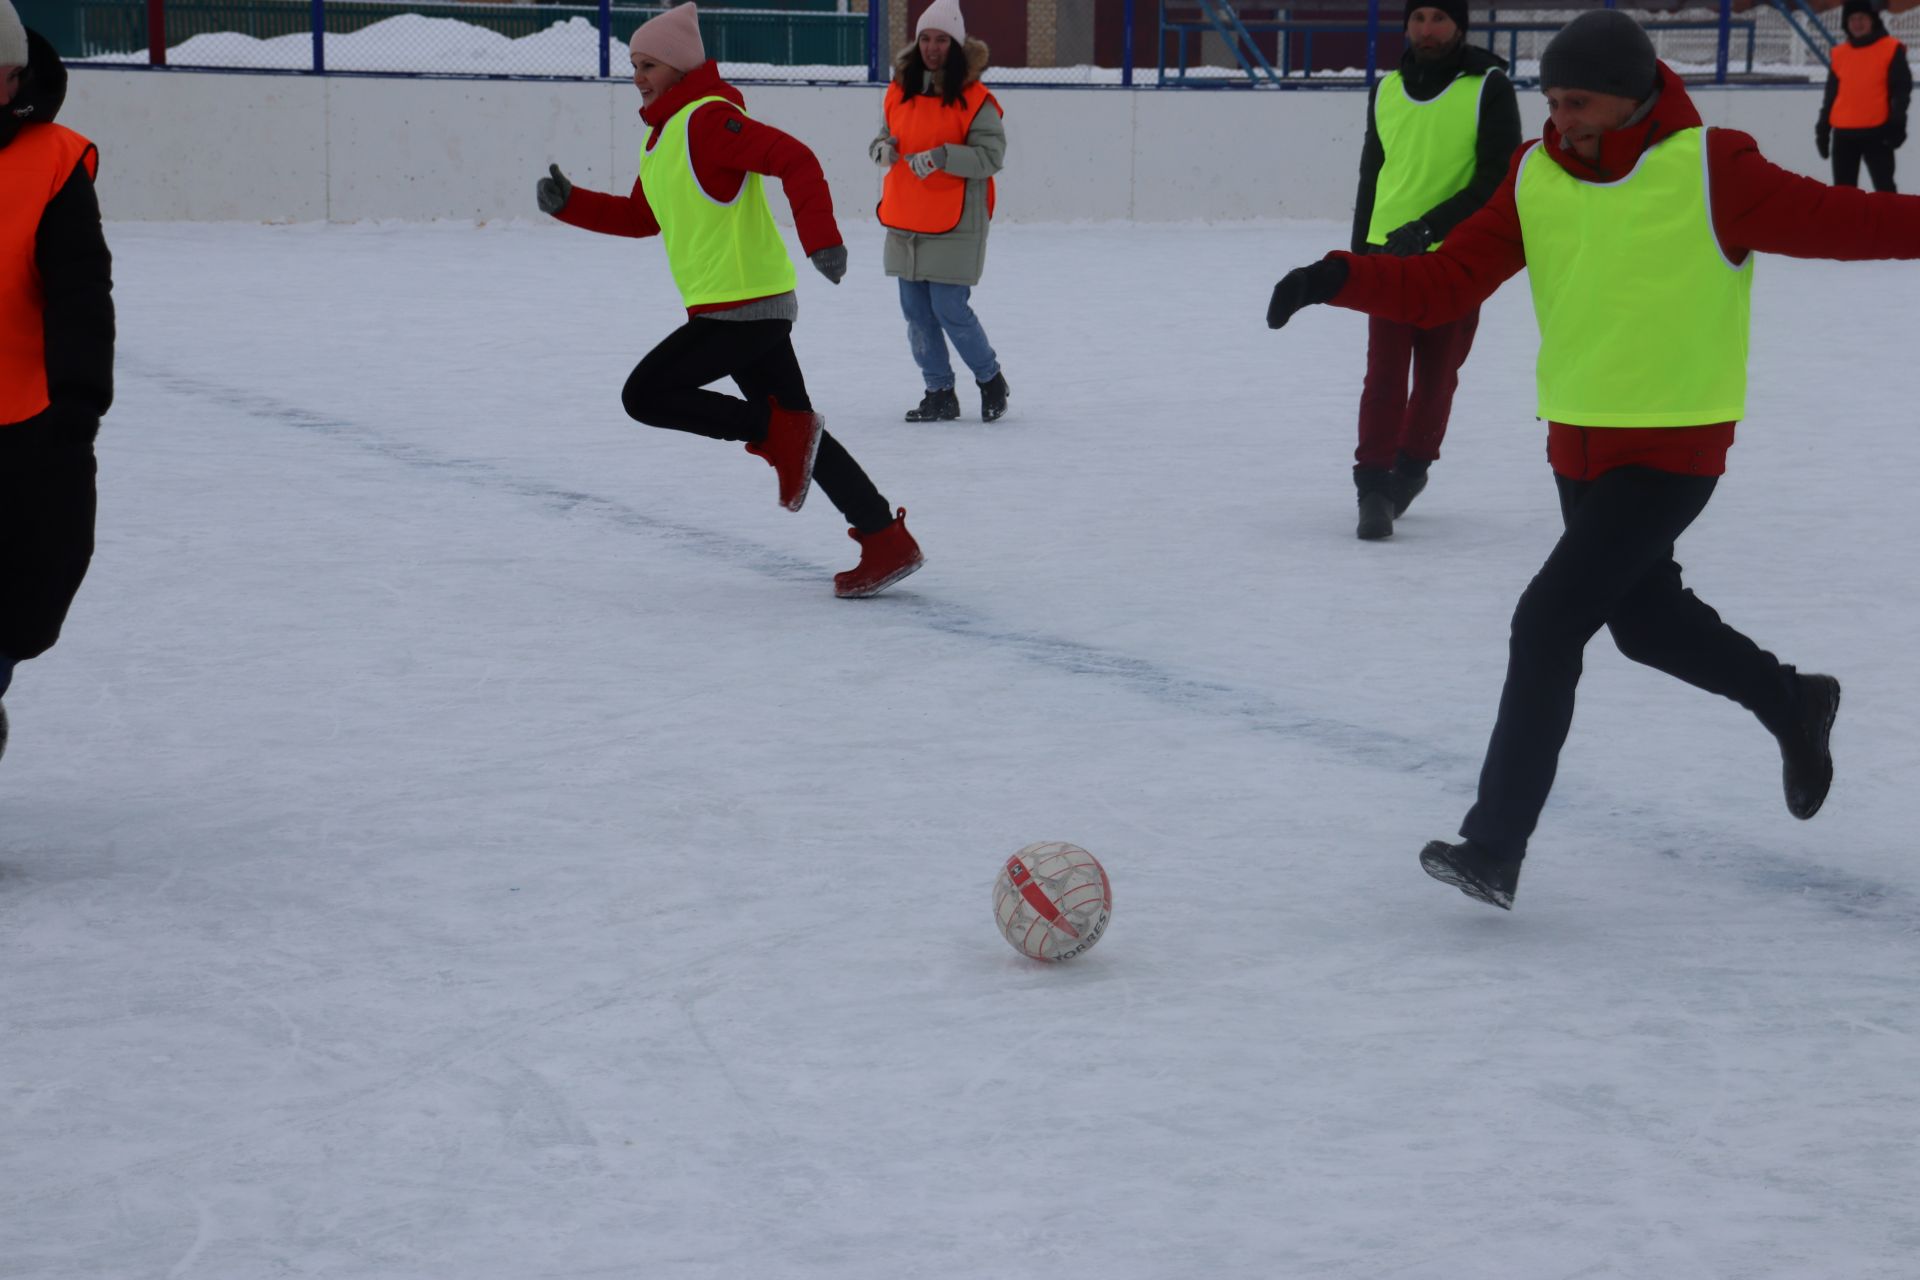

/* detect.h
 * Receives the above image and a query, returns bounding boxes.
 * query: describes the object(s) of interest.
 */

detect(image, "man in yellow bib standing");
[1346,0,1518,540]
[0,1,114,762]
[1267,11,1920,909]
[1816,0,1909,192]
[539,3,924,598]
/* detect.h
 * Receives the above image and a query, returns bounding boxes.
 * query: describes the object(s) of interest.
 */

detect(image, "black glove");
[1886,122,1907,150]
[1381,219,1434,257]
[1266,259,1349,330]
[37,402,101,446]
[536,163,572,215]
[1816,125,1831,161]
[808,244,847,284]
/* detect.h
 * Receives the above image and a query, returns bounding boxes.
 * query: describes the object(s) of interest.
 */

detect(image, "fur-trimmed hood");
[892,36,990,89]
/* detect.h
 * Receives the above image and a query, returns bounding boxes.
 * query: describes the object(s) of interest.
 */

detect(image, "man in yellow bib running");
[1267,10,1920,910]
[539,3,924,599]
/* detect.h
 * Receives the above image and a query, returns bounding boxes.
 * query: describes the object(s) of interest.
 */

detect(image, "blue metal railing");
[18,0,1815,87]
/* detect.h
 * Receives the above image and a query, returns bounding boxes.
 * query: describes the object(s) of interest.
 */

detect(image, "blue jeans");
[898,279,999,391]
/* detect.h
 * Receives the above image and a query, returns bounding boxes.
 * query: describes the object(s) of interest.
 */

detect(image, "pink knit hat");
[915,0,966,43]
[629,3,706,72]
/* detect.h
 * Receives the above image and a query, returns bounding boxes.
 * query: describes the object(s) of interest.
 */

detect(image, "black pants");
[622,317,893,533]
[0,412,97,668]
[1832,129,1898,192]
[1460,467,1799,855]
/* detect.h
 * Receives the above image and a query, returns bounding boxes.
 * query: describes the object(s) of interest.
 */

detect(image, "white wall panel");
[327,77,618,222]
[63,70,329,222]
[59,68,1831,225]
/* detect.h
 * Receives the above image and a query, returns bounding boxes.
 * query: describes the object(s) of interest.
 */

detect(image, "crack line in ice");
[123,358,1917,925]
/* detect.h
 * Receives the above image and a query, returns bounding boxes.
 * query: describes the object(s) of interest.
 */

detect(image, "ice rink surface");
[3,218,1917,1278]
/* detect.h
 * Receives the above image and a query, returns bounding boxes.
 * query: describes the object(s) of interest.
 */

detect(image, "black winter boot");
[1777,672,1841,819]
[1390,452,1432,518]
[904,388,961,422]
[1354,466,1394,540]
[977,371,1009,422]
[1420,839,1524,910]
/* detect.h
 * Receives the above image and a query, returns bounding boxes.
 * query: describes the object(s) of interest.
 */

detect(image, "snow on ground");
[3,217,1917,1278]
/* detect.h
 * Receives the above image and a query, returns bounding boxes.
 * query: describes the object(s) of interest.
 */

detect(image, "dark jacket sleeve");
[1818,67,1838,134]
[1350,84,1384,255]
[36,151,115,423]
[1889,45,1911,134]
[1421,70,1523,240]
[1708,126,1920,259]
[1329,142,1530,328]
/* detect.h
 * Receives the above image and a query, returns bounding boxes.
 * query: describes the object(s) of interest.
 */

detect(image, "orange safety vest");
[1830,37,1902,129]
[876,80,1000,235]
[1,123,99,425]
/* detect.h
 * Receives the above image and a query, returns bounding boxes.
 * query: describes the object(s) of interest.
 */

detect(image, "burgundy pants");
[1354,308,1480,471]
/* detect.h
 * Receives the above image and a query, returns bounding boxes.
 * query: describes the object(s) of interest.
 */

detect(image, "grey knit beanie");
[0,1,29,67]
[1539,10,1659,100]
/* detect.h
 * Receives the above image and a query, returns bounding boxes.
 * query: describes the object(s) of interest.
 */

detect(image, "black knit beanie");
[1842,0,1877,23]
[1539,10,1659,100]
[1404,0,1470,32]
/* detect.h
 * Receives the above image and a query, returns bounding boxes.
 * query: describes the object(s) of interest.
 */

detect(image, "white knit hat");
[915,0,966,43]
[629,2,706,72]
[0,1,29,68]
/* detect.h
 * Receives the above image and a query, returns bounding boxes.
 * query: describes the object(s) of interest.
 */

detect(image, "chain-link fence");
[23,0,870,79]
[16,0,1863,83]
[1148,2,1854,86]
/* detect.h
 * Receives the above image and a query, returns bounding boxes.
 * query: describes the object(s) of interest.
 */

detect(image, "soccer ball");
[993,841,1113,962]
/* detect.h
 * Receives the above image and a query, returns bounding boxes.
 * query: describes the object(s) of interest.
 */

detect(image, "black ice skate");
[1420,839,1522,911]
[1778,673,1841,820]
[977,371,1010,422]
[904,388,961,422]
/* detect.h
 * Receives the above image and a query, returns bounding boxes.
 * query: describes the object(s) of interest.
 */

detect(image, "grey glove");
[536,163,572,215]
[869,135,899,167]
[809,244,848,285]
[906,148,943,180]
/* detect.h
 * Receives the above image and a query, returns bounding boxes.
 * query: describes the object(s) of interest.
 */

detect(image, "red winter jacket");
[554,62,841,317]
[1328,62,1920,479]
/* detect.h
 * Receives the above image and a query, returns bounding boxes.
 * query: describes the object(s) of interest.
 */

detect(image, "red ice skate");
[834,508,924,598]
[745,398,823,512]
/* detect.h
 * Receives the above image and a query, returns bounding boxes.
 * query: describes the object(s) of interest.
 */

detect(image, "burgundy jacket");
[554,62,841,316]
[1327,63,1920,479]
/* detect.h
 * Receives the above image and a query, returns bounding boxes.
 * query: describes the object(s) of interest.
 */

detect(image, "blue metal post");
[599,0,611,78]
[311,0,324,73]
[1123,0,1136,87]
[1365,0,1379,87]
[1716,0,1732,84]
[867,0,883,82]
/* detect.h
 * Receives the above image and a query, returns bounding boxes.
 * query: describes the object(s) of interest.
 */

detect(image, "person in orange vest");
[1267,10,1920,910]
[537,4,923,598]
[871,0,1008,424]
[1816,0,1910,192]
[0,3,114,760]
